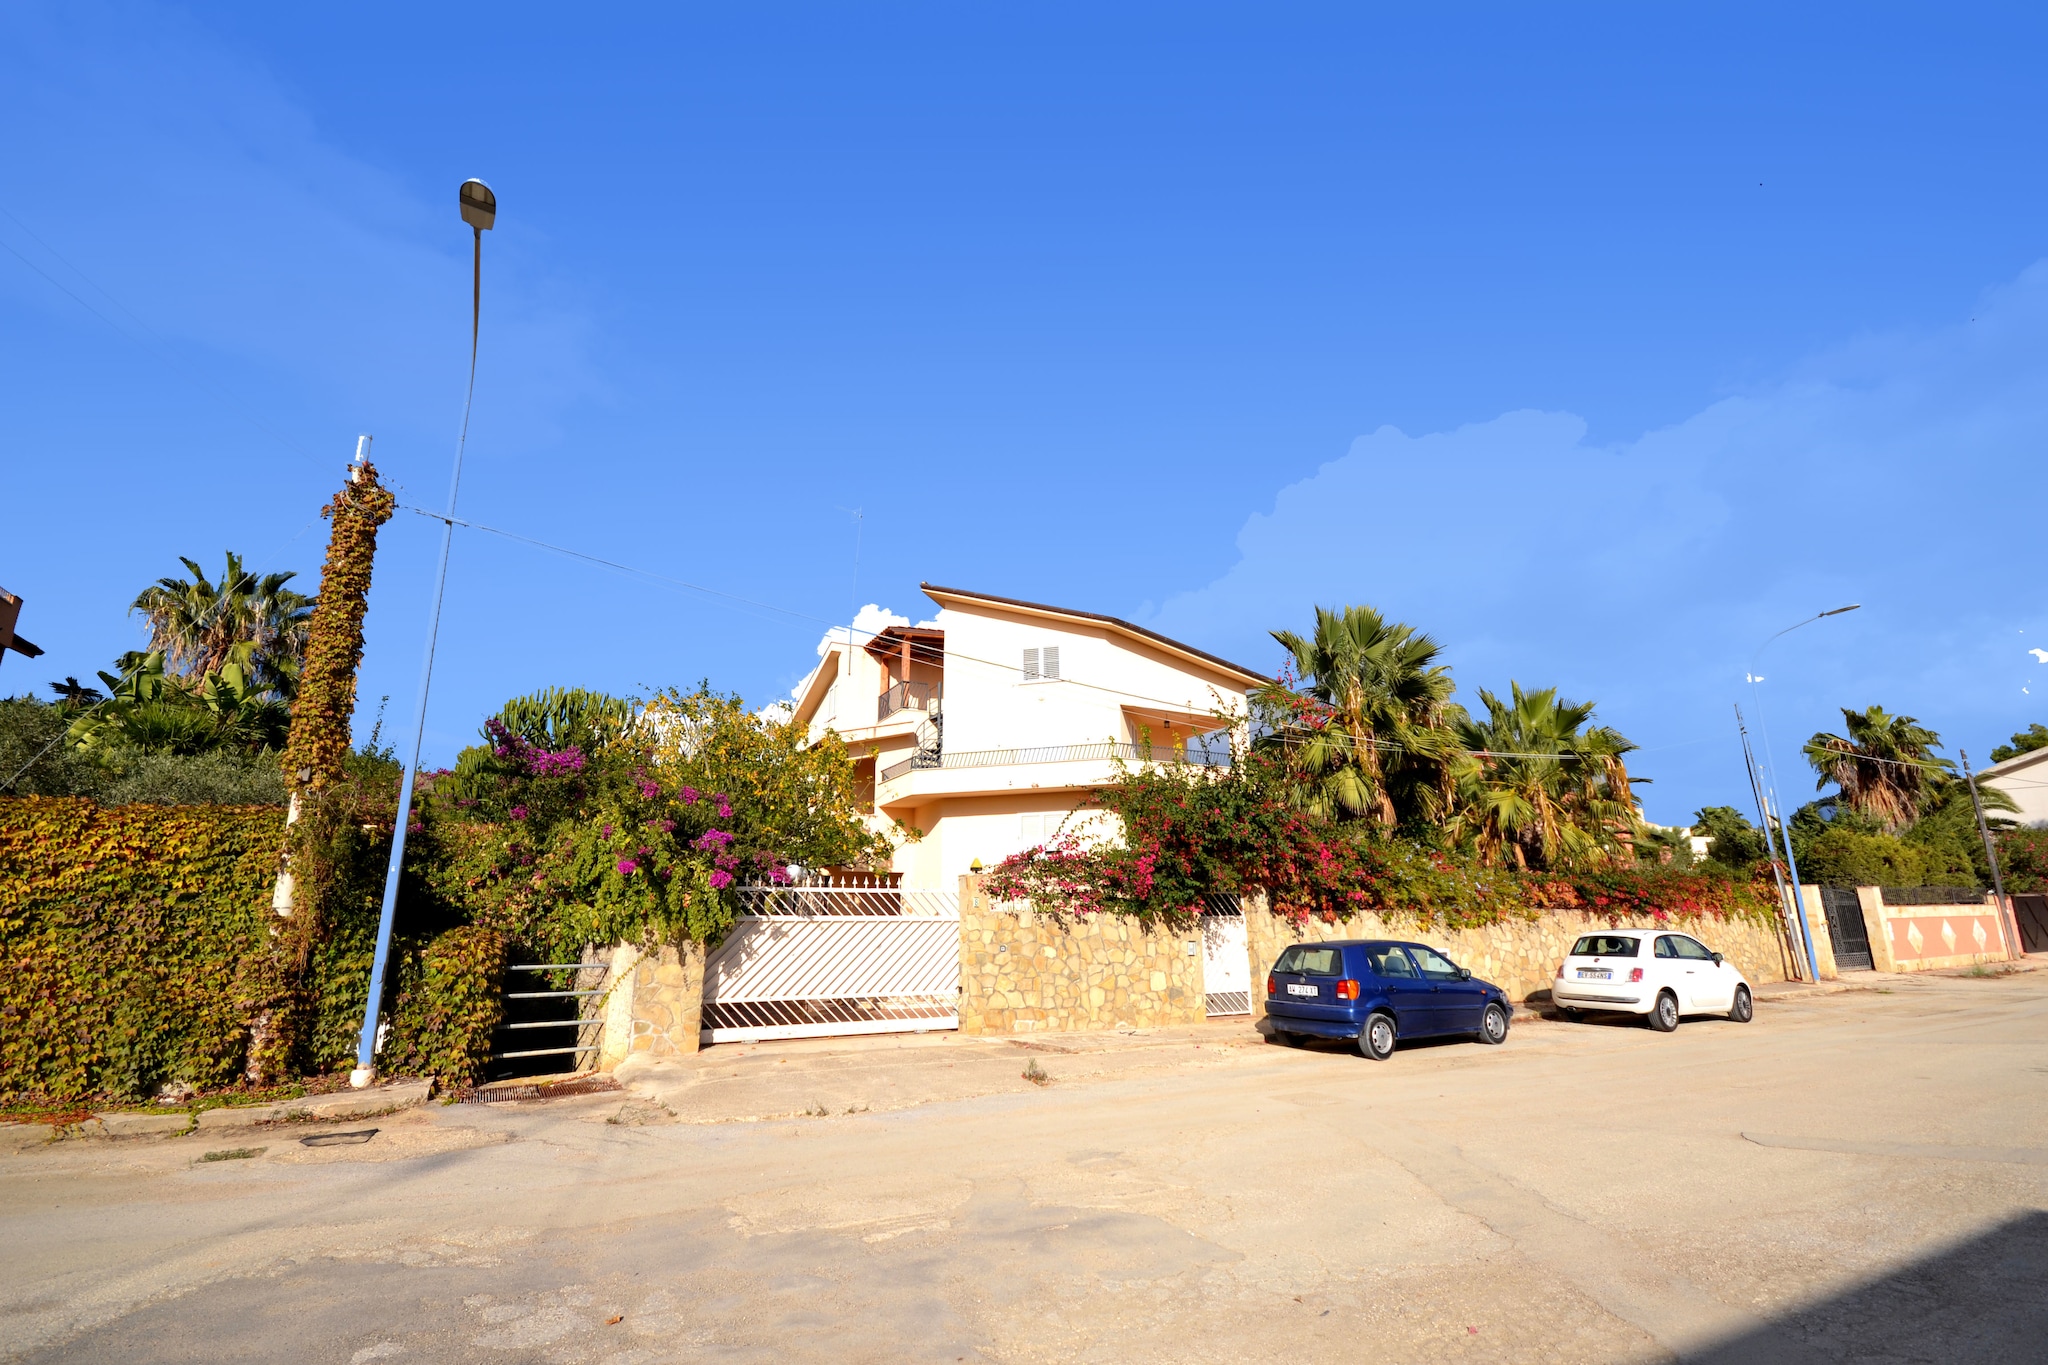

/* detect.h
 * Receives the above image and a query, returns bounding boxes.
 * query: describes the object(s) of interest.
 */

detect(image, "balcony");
[878,740,1227,785]
[878,680,941,722]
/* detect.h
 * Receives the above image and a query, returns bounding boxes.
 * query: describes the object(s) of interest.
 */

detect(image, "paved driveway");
[3,967,2045,1363]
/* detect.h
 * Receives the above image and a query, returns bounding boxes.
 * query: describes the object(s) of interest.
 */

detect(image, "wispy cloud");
[1149,264,2048,820]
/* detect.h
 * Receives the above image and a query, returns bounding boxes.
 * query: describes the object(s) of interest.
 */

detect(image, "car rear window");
[1571,934,1640,958]
[1274,945,1344,976]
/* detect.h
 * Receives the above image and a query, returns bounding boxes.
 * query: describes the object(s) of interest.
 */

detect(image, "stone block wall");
[957,876,1205,1033]
[1243,893,1796,1017]
[596,940,706,1068]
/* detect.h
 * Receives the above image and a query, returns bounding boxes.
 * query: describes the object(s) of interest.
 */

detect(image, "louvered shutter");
[1022,647,1039,680]
[1042,646,1060,680]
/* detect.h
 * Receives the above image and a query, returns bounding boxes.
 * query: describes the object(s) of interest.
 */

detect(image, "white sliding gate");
[1202,898,1250,1016]
[700,887,961,1044]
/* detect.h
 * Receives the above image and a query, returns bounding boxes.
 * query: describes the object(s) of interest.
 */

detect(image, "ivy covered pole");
[248,438,395,1082]
[352,178,496,1089]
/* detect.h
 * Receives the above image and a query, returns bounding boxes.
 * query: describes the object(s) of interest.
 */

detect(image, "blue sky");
[4,3,2046,824]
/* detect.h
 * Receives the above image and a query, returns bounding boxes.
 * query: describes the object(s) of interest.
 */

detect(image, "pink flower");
[694,829,734,851]
[680,786,699,805]
[657,818,676,833]
[510,805,528,820]
[639,778,658,799]
[708,870,733,889]
[617,858,639,875]
[602,824,613,839]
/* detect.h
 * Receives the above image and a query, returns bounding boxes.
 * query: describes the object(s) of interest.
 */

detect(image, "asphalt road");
[3,967,2044,1364]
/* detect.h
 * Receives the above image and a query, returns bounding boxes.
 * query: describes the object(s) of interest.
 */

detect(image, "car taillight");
[1629,967,1644,982]
[1337,979,1360,1000]
[1266,975,1276,996]
[1555,962,1566,978]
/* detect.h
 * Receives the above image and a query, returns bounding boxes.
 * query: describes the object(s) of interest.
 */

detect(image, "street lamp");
[1747,604,1860,983]
[351,179,497,1089]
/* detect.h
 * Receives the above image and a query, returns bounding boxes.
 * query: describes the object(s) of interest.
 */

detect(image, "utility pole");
[1738,705,1811,981]
[1960,748,2022,960]
[351,178,496,1089]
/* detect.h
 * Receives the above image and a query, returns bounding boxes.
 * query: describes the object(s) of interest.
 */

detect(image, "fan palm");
[1802,705,1952,832]
[1446,682,1639,871]
[1266,605,1463,828]
[130,552,314,700]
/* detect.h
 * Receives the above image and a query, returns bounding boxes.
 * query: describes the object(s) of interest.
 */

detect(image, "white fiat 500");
[1551,929,1753,1031]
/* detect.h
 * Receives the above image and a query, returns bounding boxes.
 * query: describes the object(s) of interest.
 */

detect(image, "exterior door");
[2012,894,2048,954]
[1652,935,1698,1007]
[1818,887,1874,970]
[1409,944,1485,1032]
[1366,945,1437,1035]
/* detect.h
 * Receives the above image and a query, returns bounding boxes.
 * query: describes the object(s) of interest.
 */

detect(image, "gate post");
[1855,886,1895,972]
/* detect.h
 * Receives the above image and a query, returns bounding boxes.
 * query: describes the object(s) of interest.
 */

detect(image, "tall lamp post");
[350,178,497,1089]
[1747,604,1860,984]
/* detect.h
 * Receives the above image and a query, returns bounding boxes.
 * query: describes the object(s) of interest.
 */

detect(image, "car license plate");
[1577,968,1611,980]
[1286,983,1318,996]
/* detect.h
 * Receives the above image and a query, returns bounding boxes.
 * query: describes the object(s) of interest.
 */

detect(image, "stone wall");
[1855,888,2015,972]
[957,876,1205,1033]
[596,940,706,1068]
[1243,893,1797,1016]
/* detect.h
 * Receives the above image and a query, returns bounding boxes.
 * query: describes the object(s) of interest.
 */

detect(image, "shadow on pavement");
[1692,1210,2048,1364]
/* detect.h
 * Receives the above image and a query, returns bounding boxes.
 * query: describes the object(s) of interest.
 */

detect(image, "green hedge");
[1,796,508,1105]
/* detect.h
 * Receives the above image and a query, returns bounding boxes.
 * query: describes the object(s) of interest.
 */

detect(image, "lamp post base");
[349,1066,377,1090]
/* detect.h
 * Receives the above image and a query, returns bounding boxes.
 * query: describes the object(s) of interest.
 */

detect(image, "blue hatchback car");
[1265,940,1512,1060]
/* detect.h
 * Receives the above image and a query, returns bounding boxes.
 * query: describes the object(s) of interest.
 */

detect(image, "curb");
[0,1079,436,1151]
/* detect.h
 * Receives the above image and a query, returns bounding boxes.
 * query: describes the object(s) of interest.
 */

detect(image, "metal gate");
[1818,886,1874,971]
[1202,898,1249,1016]
[701,887,960,1044]
[2013,894,2048,955]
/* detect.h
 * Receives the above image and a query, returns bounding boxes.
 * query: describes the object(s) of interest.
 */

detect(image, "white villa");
[786,583,1268,888]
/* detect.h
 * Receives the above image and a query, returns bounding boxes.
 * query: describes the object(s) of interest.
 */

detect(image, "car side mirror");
[1711,952,1724,965]
[1456,967,1472,980]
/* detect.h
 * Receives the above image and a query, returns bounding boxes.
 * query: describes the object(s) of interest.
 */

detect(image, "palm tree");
[130,552,314,700]
[1802,705,1952,832]
[1266,605,1464,828]
[1445,682,1639,871]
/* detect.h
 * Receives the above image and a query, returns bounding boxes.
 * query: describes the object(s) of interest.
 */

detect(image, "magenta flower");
[708,870,733,890]
[601,824,613,839]
[617,858,639,876]
[510,805,528,821]
[657,818,676,833]
[680,786,699,805]
[638,778,658,799]
[694,829,734,851]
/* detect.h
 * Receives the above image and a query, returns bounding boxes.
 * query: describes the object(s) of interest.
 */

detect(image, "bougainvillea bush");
[983,749,1773,930]
[413,687,894,958]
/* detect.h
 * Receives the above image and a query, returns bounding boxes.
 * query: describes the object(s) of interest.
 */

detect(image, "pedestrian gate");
[1818,886,1874,971]
[701,888,961,1044]
[1203,899,1250,1016]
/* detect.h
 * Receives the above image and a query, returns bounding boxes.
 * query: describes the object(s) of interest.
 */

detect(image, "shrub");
[379,926,509,1090]
[1797,827,1938,887]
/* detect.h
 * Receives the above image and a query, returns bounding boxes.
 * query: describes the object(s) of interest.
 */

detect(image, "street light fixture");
[351,179,497,1089]
[1747,604,1860,983]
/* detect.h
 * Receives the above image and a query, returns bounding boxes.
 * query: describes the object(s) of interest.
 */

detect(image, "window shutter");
[1042,646,1060,680]
[1022,647,1039,680]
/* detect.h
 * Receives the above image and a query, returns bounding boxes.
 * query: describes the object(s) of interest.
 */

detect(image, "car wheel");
[1728,984,1754,1023]
[1478,1002,1509,1044]
[1648,991,1680,1032]
[1358,1012,1397,1061]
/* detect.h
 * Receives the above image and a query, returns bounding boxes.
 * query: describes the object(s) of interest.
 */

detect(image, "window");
[1021,645,1061,681]
[1019,812,1067,843]
[1570,935,1640,958]
[1273,945,1344,976]
[1654,936,1680,959]
[1668,935,1716,960]
[1408,945,1463,981]
[1367,945,1418,978]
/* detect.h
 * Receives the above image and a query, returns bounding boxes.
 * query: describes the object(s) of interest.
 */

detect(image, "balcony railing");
[878,741,1227,785]
[878,680,941,722]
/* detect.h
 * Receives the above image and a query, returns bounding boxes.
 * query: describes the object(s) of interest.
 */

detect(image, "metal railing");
[734,886,960,917]
[878,740,1228,784]
[877,680,941,722]
[490,962,607,1063]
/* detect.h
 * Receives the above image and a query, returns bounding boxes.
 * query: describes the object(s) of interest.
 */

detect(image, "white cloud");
[1147,263,2048,821]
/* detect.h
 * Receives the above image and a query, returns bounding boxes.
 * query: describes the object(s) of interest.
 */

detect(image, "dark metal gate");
[1819,887,1874,971]
[2013,894,2048,955]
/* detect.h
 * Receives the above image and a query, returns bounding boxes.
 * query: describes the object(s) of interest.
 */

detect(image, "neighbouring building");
[785,583,1268,888]
[1974,745,2048,828]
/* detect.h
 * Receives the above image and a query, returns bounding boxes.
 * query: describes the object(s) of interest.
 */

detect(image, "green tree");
[1802,705,1952,832]
[130,552,314,700]
[1444,682,1639,871]
[67,648,292,758]
[1989,723,2048,764]
[1691,805,1766,871]
[1264,604,1464,828]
